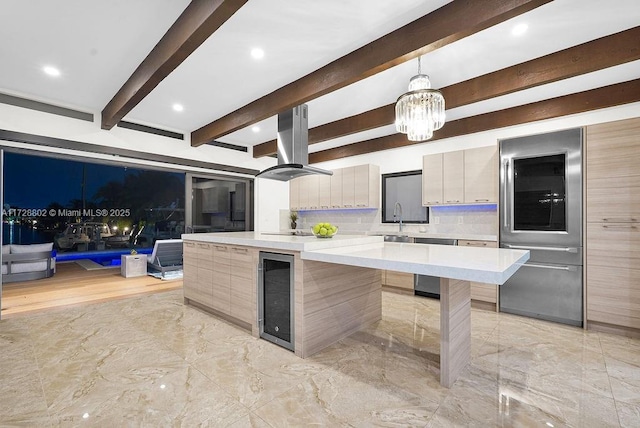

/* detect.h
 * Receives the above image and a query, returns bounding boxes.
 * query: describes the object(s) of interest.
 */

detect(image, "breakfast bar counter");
[181,232,528,387]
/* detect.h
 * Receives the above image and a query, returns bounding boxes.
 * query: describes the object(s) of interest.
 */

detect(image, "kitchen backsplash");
[281,205,497,236]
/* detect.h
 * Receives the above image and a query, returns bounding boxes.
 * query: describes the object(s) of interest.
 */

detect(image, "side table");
[121,254,148,278]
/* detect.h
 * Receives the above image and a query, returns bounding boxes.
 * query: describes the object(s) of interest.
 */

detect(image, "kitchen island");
[181,231,528,387]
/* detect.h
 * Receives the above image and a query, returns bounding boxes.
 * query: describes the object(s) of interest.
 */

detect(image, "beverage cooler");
[258,252,295,351]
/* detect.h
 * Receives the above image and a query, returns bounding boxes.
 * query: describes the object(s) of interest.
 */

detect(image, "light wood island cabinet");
[211,244,230,314]
[183,241,258,332]
[183,241,213,306]
[586,117,640,335]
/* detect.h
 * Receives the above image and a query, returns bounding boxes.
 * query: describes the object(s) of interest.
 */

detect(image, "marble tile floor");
[1,289,639,427]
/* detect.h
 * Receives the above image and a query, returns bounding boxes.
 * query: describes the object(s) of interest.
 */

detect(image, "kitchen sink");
[382,235,411,243]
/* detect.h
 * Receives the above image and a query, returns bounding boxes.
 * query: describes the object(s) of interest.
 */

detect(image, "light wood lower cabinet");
[586,223,640,330]
[230,246,256,325]
[458,240,498,309]
[211,245,231,314]
[183,241,214,307]
[183,241,257,328]
[383,270,414,291]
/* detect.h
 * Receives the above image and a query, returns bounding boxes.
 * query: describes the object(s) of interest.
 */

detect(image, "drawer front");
[587,264,640,329]
[458,240,498,248]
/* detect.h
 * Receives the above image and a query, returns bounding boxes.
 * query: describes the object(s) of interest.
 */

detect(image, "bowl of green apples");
[311,222,338,238]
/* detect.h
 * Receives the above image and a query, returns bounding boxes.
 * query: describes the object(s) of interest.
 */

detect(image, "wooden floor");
[1,262,182,319]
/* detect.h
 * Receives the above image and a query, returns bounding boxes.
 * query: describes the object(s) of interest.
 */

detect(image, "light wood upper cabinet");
[318,175,331,209]
[464,145,498,204]
[306,175,320,210]
[353,164,380,208]
[586,117,640,331]
[586,119,640,223]
[289,177,301,211]
[297,175,310,210]
[422,153,443,205]
[290,164,378,210]
[422,145,498,206]
[341,166,356,208]
[443,151,464,204]
[330,168,343,209]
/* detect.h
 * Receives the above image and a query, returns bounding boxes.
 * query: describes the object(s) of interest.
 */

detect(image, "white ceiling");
[1,0,639,154]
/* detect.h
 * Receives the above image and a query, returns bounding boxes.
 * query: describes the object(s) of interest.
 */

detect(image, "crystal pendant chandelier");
[395,57,445,141]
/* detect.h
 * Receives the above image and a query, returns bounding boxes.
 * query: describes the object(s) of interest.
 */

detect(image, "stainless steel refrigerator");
[499,128,583,326]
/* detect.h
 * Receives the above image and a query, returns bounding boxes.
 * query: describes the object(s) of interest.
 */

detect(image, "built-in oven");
[499,128,583,326]
[258,252,295,351]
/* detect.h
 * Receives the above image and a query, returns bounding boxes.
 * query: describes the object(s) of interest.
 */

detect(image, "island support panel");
[296,260,382,358]
[440,278,471,388]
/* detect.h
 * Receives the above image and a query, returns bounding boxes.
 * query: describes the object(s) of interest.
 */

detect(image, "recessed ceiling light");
[511,23,528,36]
[43,66,61,77]
[172,103,184,112]
[251,126,260,133]
[250,48,264,60]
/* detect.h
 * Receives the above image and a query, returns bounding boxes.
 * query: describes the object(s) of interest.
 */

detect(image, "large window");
[2,152,185,254]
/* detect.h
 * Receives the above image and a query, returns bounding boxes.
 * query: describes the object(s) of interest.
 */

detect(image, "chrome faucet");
[393,202,403,233]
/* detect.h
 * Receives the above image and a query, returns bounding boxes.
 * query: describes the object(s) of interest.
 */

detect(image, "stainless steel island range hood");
[255,104,332,181]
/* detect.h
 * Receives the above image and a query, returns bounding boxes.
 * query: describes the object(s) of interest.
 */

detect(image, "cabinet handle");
[525,263,577,272]
[344,204,353,208]
[503,160,510,230]
[321,206,329,209]
[475,199,489,202]
[503,244,578,253]
[356,204,367,207]
[446,200,460,203]
[231,247,248,252]
[603,218,637,222]
[214,245,228,251]
[185,242,195,247]
[197,243,210,249]
[602,224,637,229]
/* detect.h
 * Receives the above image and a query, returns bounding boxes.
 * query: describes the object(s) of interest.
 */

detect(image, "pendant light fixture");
[395,56,445,141]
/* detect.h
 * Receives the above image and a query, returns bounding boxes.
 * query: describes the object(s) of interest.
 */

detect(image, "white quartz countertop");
[182,232,528,284]
[301,242,529,285]
[181,231,382,252]
[367,231,498,242]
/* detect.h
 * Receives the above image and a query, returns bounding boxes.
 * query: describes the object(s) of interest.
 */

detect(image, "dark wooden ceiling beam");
[254,26,640,157]
[101,0,247,130]
[309,78,640,163]
[193,0,551,146]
